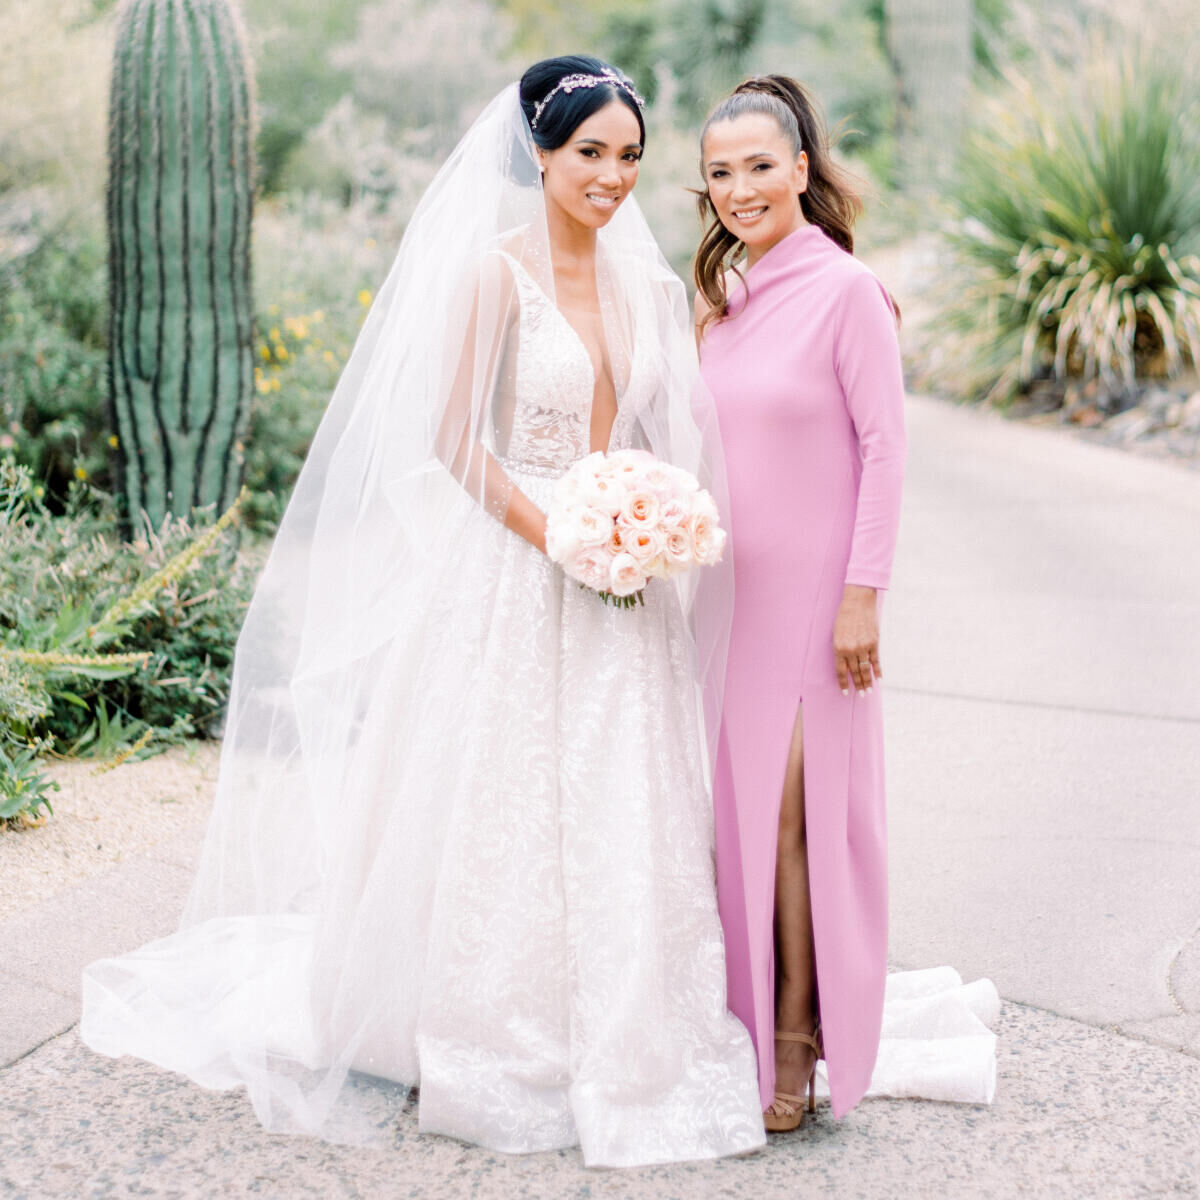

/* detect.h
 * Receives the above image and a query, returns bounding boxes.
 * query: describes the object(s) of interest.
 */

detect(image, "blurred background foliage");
[3,0,1197,516]
[1,0,1198,814]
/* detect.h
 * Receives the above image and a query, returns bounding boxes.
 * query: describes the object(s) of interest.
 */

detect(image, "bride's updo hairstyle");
[695,75,864,328]
[519,54,646,152]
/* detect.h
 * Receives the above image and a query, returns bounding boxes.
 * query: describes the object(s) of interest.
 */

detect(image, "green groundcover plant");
[0,460,256,824]
[944,45,1200,403]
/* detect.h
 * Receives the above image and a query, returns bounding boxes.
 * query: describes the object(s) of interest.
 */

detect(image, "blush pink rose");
[663,526,694,567]
[609,552,646,597]
[619,490,660,529]
[622,526,665,564]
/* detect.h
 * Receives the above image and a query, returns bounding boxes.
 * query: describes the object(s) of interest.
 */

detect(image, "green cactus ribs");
[107,0,256,531]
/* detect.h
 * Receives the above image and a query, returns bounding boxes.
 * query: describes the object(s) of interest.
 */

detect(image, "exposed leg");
[768,705,819,1118]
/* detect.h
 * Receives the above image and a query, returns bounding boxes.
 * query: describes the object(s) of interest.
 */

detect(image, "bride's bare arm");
[434,256,548,553]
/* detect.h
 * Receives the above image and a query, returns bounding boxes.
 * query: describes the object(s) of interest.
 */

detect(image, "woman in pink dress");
[694,75,906,1131]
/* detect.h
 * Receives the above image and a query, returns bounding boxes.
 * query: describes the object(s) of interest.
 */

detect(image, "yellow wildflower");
[276,345,290,362]
[107,434,119,448]
[259,344,271,361]
[269,327,281,342]
[74,466,88,480]
[322,350,336,366]
[357,289,372,307]
[270,376,281,392]
[256,376,271,395]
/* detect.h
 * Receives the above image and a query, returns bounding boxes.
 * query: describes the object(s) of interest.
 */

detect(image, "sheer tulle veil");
[81,82,735,1140]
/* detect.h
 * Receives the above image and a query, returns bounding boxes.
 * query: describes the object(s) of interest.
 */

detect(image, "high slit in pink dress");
[700,223,906,1118]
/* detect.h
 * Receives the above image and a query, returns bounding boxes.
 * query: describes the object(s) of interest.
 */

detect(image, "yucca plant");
[945,45,1200,402]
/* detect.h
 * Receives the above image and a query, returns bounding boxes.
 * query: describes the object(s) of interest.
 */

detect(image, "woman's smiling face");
[702,112,809,264]
[538,100,643,230]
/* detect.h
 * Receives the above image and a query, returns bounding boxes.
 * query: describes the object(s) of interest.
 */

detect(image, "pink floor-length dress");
[700,222,906,1118]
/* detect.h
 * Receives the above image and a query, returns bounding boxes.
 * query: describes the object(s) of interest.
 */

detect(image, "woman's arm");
[434,255,548,553]
[831,271,907,694]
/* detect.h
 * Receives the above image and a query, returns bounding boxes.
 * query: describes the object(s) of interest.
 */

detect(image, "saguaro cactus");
[107,0,255,529]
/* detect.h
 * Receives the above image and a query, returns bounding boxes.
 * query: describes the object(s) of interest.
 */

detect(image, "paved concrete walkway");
[3,395,1199,1197]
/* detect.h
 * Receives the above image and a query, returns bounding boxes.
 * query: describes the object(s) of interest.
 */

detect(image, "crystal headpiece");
[530,68,646,131]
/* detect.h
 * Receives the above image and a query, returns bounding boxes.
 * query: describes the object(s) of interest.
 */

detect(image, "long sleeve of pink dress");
[700,223,906,1118]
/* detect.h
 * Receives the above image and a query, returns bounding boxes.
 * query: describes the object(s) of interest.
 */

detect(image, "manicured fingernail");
[866,687,873,695]
[841,689,849,696]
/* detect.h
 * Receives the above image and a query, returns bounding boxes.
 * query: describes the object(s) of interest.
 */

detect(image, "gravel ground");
[3,1003,1199,1199]
[0,742,220,921]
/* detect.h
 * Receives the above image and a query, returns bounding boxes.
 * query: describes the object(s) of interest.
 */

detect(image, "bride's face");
[538,100,643,230]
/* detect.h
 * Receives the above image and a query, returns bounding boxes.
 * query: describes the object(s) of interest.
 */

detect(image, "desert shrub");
[0,461,256,823]
[0,217,111,501]
[244,197,394,526]
[240,0,374,194]
[942,45,1200,402]
[0,0,111,198]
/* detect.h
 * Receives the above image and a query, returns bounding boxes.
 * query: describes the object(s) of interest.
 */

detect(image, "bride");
[81,56,766,1166]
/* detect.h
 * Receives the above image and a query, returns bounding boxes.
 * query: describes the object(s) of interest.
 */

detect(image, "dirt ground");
[0,741,219,921]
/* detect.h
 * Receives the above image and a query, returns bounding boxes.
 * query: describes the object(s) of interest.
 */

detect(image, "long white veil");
[81,83,735,1141]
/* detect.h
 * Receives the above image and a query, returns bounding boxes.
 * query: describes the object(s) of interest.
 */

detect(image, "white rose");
[609,552,646,597]
[658,497,688,529]
[572,506,613,548]
[611,448,653,486]
[663,525,694,567]
[554,471,583,506]
[689,511,726,566]
[690,488,720,523]
[643,551,673,580]
[640,462,678,497]
[582,473,625,516]
[610,448,653,470]
[591,451,622,478]
[573,544,613,592]
[545,506,583,563]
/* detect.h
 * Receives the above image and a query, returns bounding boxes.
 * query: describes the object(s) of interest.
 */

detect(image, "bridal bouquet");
[545,449,726,608]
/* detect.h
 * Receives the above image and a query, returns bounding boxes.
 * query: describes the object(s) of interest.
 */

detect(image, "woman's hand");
[833,584,880,695]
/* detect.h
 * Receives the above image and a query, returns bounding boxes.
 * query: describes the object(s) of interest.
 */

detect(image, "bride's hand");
[833,584,880,695]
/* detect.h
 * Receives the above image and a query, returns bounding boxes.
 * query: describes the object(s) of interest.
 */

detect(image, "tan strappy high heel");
[764,1025,822,1133]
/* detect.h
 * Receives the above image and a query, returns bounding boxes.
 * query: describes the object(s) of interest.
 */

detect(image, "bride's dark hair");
[519,55,646,151]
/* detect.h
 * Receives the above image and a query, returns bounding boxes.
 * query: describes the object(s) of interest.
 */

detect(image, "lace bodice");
[491,250,644,472]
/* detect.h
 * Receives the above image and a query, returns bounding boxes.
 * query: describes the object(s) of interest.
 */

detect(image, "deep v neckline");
[507,255,600,378]
[500,250,621,453]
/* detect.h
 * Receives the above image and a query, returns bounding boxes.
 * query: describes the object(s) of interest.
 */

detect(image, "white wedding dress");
[82,243,766,1166]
